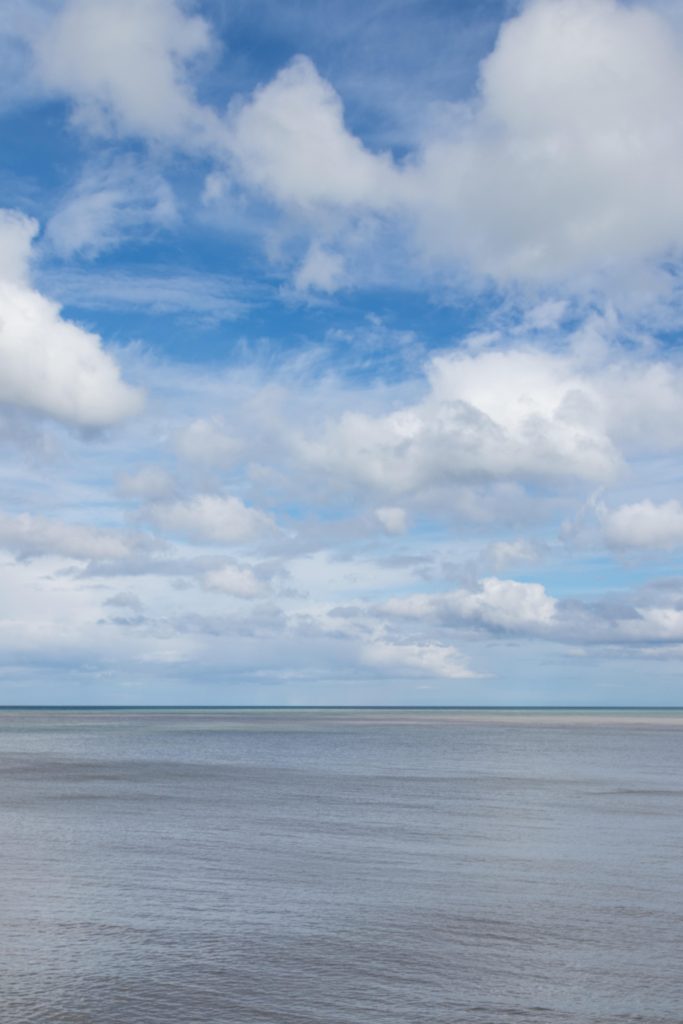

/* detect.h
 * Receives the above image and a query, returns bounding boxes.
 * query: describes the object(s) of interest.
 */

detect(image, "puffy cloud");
[599,359,683,453]
[376,573,683,652]
[202,563,267,599]
[287,330,683,509]
[33,0,218,146]
[447,577,558,631]
[229,55,397,210]
[375,506,407,535]
[615,603,683,645]
[20,0,683,292]
[599,499,683,550]
[360,639,476,679]
[295,344,622,496]
[218,0,683,290]
[410,0,683,282]
[0,512,148,561]
[174,417,240,468]
[384,577,558,633]
[293,244,347,293]
[0,209,143,426]
[145,493,275,544]
[554,581,683,648]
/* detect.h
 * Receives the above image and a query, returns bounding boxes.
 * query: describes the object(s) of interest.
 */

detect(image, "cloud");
[485,538,544,572]
[384,577,558,633]
[104,590,144,613]
[174,417,241,468]
[448,577,558,631]
[360,639,476,679]
[0,208,35,285]
[229,55,397,210]
[216,0,683,291]
[409,0,683,283]
[295,342,622,497]
[376,572,683,653]
[117,466,177,501]
[0,511,150,561]
[144,493,275,544]
[46,155,177,258]
[40,268,251,322]
[280,323,683,518]
[20,0,683,295]
[375,506,407,535]
[558,582,683,648]
[202,563,267,599]
[0,209,143,427]
[33,0,219,146]
[599,498,683,550]
[293,243,347,293]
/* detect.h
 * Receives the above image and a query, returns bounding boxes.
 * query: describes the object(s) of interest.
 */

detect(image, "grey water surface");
[2,707,683,1024]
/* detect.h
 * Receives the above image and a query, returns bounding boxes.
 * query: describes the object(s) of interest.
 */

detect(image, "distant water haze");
[2,708,683,1023]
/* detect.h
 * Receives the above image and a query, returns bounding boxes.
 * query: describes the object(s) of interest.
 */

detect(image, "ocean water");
[2,708,683,1024]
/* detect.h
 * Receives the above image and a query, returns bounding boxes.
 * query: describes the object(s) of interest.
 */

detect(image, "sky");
[2,0,683,705]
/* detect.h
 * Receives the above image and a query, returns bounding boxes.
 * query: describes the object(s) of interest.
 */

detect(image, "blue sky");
[2,0,683,705]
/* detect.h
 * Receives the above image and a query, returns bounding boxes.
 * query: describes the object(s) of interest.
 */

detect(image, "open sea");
[1,707,683,1024]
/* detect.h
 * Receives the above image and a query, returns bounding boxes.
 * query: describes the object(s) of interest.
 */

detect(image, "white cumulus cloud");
[384,577,558,633]
[599,498,683,550]
[296,344,620,495]
[229,55,397,210]
[214,0,683,291]
[33,0,219,146]
[375,506,408,535]
[0,512,147,561]
[360,639,475,679]
[145,494,275,544]
[202,563,267,599]
[0,209,143,427]
[174,417,241,468]
[21,0,683,294]
[409,0,683,282]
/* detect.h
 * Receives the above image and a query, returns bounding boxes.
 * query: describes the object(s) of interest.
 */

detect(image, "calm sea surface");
[2,708,683,1024]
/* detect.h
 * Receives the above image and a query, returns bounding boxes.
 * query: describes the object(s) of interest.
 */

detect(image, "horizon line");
[2,704,683,711]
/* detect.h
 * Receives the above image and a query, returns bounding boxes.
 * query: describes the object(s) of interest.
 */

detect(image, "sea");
[1,707,682,1024]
